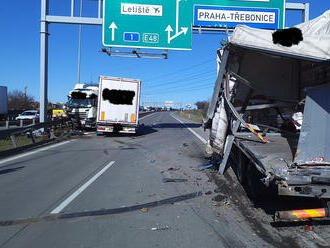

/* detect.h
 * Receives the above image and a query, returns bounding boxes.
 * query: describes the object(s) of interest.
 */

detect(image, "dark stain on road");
[0,192,202,227]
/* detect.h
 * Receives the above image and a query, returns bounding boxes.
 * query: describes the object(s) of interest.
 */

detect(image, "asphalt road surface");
[0,112,330,248]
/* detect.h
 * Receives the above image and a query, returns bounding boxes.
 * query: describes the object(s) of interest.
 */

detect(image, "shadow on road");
[152,123,202,129]
[0,166,25,176]
[101,125,158,138]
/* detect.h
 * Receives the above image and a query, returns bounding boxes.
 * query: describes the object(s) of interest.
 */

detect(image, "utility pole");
[77,0,83,84]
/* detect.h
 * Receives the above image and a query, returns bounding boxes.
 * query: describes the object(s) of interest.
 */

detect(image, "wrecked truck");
[205,11,330,203]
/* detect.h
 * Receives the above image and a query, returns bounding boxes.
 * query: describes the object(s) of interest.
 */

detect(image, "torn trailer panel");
[206,11,330,199]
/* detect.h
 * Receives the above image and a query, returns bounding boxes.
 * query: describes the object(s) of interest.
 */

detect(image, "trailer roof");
[229,10,330,62]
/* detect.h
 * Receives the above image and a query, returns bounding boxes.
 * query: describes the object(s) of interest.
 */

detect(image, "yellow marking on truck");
[131,114,135,123]
[101,111,105,121]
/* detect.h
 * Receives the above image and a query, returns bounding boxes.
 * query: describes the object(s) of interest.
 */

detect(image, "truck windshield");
[68,98,95,108]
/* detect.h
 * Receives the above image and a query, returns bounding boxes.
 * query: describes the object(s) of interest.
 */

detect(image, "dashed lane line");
[50,161,116,214]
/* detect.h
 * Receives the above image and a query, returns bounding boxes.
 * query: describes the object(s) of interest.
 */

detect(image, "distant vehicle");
[0,86,8,120]
[52,103,67,118]
[16,110,39,120]
[67,83,98,128]
[96,76,141,135]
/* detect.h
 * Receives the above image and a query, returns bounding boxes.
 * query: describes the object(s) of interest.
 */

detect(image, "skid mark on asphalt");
[0,192,202,227]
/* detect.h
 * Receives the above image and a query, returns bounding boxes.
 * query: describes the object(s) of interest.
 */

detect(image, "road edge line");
[171,114,207,144]
[0,140,73,165]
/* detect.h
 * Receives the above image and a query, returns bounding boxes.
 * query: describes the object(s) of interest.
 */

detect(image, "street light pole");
[77,0,83,84]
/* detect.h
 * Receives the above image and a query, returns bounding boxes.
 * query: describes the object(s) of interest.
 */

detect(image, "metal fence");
[0,118,73,154]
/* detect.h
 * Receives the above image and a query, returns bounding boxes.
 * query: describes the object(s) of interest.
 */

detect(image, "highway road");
[0,112,329,248]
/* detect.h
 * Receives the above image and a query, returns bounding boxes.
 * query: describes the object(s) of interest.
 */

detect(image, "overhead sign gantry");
[40,0,308,122]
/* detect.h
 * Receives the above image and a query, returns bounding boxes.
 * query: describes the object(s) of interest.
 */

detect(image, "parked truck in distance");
[0,86,8,120]
[67,83,98,129]
[96,76,141,135]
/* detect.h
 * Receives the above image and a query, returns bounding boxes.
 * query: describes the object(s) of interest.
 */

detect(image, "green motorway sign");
[102,0,285,50]
[103,0,193,50]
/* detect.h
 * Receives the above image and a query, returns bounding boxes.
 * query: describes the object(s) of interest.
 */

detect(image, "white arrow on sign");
[109,22,118,41]
[165,26,188,44]
[165,0,188,44]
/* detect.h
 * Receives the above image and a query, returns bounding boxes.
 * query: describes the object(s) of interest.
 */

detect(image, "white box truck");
[96,76,141,135]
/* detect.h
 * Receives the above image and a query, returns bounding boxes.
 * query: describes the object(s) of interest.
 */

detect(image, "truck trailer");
[96,76,141,135]
[205,11,330,207]
[0,86,8,120]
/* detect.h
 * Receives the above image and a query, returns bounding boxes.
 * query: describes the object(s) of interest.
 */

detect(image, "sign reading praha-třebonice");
[193,0,285,30]
[102,0,285,51]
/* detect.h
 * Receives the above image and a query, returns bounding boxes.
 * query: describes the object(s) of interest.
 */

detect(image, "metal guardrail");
[0,118,73,152]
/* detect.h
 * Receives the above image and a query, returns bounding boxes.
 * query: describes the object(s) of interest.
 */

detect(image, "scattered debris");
[182,143,189,147]
[196,177,202,181]
[205,191,213,195]
[198,163,214,171]
[214,188,222,193]
[162,178,188,183]
[151,225,169,231]
[212,193,228,202]
[168,167,180,171]
[141,208,148,213]
[150,160,156,164]
[305,225,314,231]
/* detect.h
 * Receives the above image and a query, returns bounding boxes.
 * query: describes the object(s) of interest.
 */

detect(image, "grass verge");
[177,110,204,123]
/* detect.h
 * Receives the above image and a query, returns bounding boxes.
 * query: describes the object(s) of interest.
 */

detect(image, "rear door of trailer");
[97,76,140,126]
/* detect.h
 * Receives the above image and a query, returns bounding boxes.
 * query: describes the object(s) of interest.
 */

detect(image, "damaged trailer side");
[205,11,330,199]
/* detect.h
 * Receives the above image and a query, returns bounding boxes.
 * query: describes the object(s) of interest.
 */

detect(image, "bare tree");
[195,100,209,117]
[8,90,36,111]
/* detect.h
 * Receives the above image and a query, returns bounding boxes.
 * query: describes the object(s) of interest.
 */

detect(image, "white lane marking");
[171,114,207,144]
[0,140,73,165]
[139,112,157,120]
[50,161,116,214]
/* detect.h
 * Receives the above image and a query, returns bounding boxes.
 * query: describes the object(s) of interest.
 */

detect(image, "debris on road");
[150,160,156,164]
[151,225,169,231]
[140,208,148,213]
[305,225,314,231]
[168,167,180,171]
[198,161,220,171]
[205,191,213,195]
[162,178,188,183]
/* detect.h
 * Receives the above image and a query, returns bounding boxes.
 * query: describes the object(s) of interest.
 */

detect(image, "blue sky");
[0,0,329,107]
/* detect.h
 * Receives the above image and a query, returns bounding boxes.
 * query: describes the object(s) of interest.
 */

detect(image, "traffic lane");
[60,112,204,213]
[0,198,249,248]
[0,137,121,221]
[1,112,271,248]
[0,112,269,248]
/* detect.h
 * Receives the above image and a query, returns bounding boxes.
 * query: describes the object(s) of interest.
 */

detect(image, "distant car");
[16,110,40,120]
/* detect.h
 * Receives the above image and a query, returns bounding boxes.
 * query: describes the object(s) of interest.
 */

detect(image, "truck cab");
[67,84,98,129]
